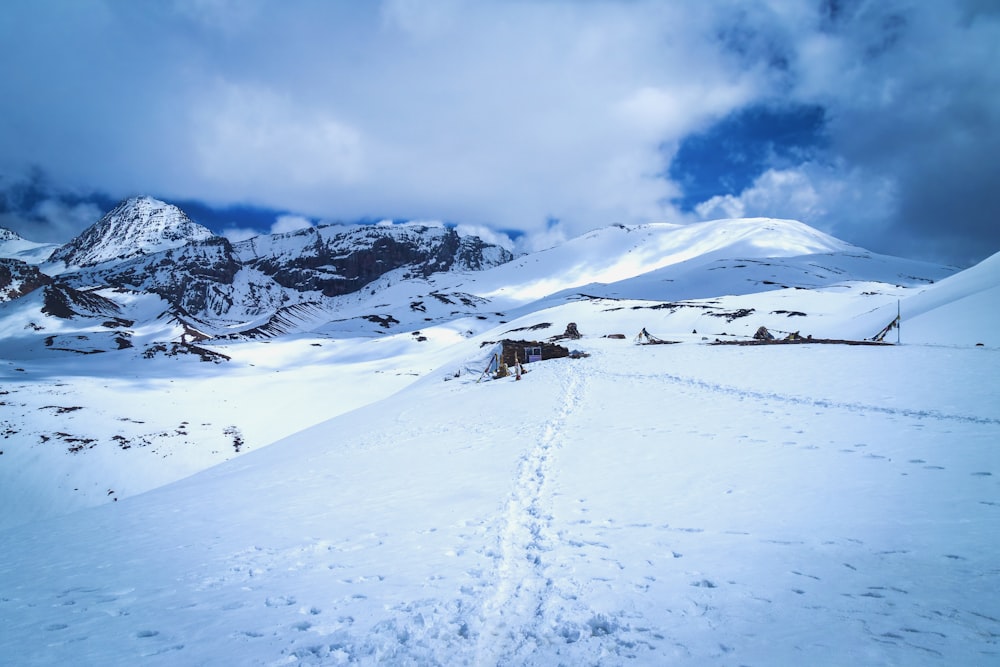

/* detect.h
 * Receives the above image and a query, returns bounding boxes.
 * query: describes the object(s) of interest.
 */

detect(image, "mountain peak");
[49,196,216,267]
[0,227,24,242]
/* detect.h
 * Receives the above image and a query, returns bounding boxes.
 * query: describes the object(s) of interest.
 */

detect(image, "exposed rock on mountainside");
[71,236,244,318]
[0,258,52,301]
[234,224,513,297]
[40,283,121,319]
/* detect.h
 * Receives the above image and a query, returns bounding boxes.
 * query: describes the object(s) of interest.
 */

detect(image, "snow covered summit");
[0,227,60,265]
[48,196,216,268]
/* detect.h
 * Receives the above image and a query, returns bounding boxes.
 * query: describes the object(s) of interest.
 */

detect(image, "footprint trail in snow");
[475,366,585,665]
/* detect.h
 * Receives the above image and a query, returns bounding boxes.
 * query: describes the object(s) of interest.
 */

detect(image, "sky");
[0,0,998,266]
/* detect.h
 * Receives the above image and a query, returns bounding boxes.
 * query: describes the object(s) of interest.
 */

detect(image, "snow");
[1,217,998,665]
[0,229,59,265]
[0,338,997,665]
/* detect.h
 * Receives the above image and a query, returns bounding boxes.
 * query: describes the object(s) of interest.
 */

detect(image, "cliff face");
[238,225,514,297]
[0,258,52,301]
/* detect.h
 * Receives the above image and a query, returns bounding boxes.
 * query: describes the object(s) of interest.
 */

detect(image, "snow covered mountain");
[3,197,517,338]
[234,222,511,297]
[48,196,217,268]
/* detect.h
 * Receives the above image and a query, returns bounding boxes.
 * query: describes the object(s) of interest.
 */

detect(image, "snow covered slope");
[900,250,1000,346]
[0,227,59,265]
[0,259,51,303]
[401,218,948,308]
[293,218,947,339]
[0,332,996,665]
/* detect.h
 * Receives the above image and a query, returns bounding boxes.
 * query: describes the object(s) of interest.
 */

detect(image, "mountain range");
[0,195,962,354]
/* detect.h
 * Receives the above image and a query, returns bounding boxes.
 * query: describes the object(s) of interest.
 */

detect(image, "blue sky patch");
[669,104,828,212]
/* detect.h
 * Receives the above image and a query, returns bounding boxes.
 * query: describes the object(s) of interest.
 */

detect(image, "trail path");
[474,365,585,665]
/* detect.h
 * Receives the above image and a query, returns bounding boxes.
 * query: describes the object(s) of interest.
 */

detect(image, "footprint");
[136,630,159,638]
[265,596,296,607]
[971,471,992,477]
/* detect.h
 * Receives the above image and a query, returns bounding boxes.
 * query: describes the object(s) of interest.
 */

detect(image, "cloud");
[678,0,1000,264]
[0,0,996,264]
[187,83,366,200]
[269,214,314,235]
[0,1,771,236]
[219,226,260,243]
[0,170,105,243]
[694,162,897,248]
[784,0,1000,263]
[32,200,104,241]
[454,223,515,252]
[219,214,313,242]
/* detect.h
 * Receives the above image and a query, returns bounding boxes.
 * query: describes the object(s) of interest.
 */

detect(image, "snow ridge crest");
[0,227,24,242]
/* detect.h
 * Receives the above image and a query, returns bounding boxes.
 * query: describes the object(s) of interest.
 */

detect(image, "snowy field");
[1,220,998,665]
[1,335,997,666]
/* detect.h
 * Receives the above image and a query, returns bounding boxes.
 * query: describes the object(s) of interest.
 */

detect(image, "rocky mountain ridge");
[1,196,516,340]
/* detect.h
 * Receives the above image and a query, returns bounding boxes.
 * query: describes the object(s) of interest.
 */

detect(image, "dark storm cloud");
[692,0,1000,265]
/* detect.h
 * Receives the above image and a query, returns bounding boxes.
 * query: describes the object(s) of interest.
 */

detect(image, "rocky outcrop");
[0,258,52,301]
[235,224,514,298]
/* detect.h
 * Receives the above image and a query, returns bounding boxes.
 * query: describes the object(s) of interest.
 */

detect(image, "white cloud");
[220,226,260,243]
[33,200,102,240]
[1,0,997,261]
[694,162,898,248]
[270,215,314,235]
[2,1,774,239]
[188,83,365,201]
[454,223,515,251]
